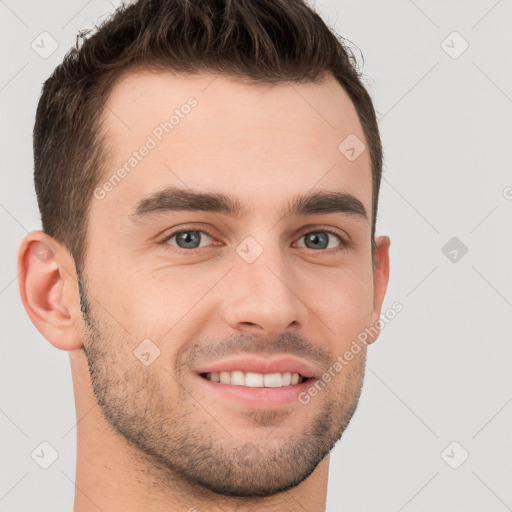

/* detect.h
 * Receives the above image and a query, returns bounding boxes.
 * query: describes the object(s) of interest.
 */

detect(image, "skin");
[18,70,390,512]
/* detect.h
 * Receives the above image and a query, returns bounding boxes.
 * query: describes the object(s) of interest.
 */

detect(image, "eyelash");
[159,226,348,253]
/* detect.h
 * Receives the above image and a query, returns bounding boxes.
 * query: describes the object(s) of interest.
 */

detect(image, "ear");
[17,231,83,351]
[366,235,391,344]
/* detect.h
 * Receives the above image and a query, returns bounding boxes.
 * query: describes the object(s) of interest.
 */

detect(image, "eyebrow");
[128,185,368,224]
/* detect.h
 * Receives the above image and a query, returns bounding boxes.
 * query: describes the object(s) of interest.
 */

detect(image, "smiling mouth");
[199,371,310,388]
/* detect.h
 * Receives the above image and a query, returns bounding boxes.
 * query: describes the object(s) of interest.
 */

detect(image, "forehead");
[93,70,372,227]
[101,69,365,151]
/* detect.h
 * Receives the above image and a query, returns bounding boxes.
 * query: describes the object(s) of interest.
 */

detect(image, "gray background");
[1,0,511,510]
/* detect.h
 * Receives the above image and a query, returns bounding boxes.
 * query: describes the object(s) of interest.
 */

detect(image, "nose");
[220,243,308,339]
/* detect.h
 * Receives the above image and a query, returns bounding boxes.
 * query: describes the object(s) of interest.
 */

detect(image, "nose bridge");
[223,234,307,336]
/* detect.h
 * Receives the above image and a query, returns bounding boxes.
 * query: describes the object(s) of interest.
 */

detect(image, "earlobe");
[367,235,391,344]
[17,231,83,351]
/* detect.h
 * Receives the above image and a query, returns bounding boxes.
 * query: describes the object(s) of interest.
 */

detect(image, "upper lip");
[195,356,318,379]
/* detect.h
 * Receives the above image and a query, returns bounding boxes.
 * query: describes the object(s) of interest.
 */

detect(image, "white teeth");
[203,370,304,387]
[245,372,263,387]
[263,373,282,387]
[231,370,245,386]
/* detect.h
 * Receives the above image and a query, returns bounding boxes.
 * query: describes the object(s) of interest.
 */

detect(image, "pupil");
[178,231,200,248]
[306,232,328,250]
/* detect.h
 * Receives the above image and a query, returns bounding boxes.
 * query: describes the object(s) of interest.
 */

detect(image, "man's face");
[79,70,383,497]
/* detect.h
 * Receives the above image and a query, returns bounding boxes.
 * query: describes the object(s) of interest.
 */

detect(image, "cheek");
[307,267,374,339]
[92,250,374,349]
[104,264,225,339]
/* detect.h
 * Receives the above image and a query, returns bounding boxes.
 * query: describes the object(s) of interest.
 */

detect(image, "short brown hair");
[34,0,383,274]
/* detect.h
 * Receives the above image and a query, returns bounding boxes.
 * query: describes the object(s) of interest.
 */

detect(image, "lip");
[194,356,317,379]
[195,372,317,409]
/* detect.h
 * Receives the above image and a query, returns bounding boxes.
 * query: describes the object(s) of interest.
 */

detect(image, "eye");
[159,226,347,253]
[294,229,345,251]
[162,229,215,250]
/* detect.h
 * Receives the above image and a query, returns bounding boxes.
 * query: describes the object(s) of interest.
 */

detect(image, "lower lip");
[195,374,316,409]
